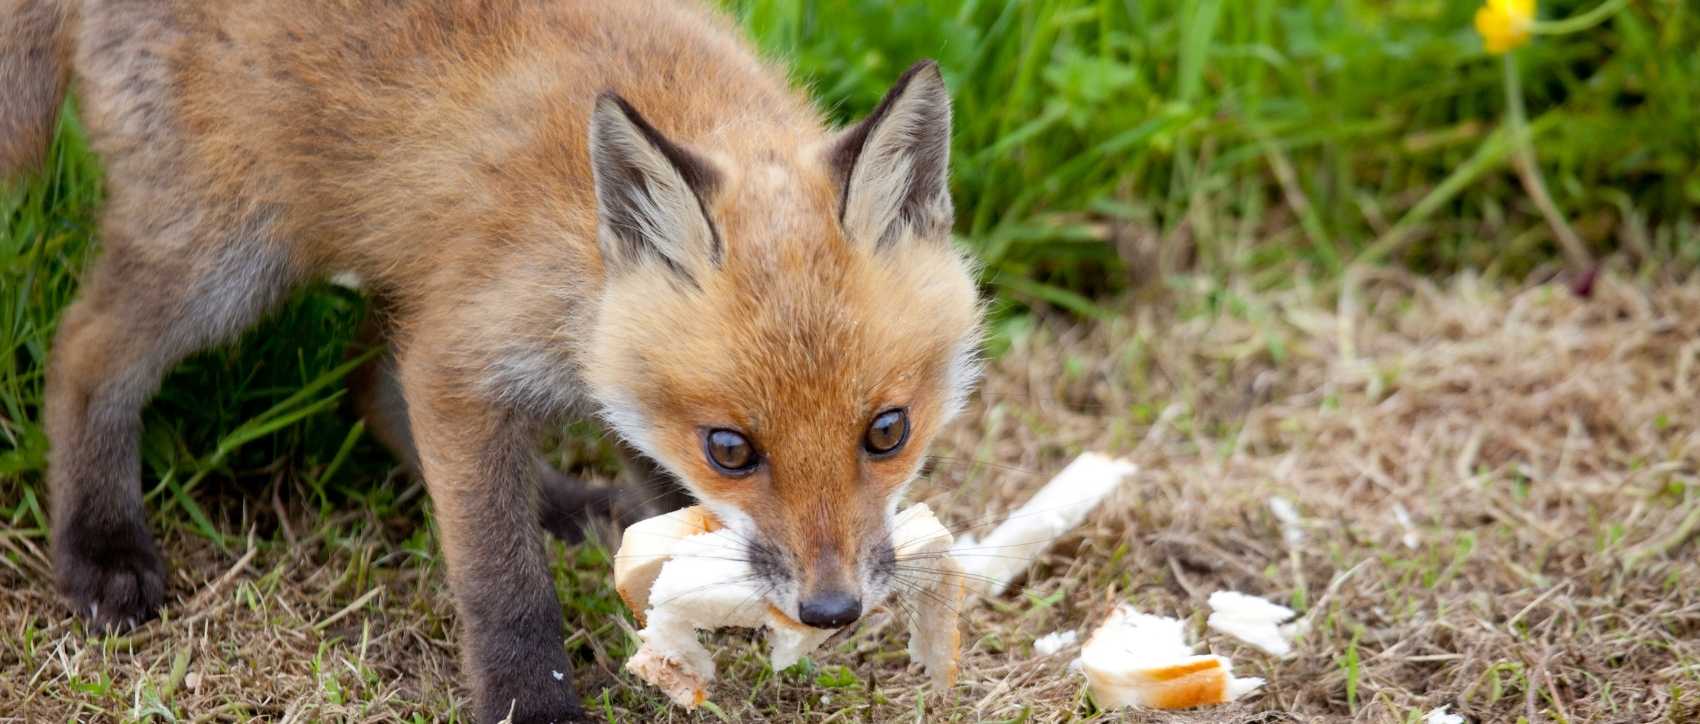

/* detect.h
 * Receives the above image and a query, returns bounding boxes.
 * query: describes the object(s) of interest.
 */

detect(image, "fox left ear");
[827,60,953,249]
[589,92,723,281]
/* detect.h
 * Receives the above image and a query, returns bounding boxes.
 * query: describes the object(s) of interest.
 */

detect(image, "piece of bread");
[624,643,709,710]
[891,503,964,689]
[954,453,1136,596]
[615,503,962,708]
[763,602,838,670]
[1080,605,1263,710]
[622,525,772,709]
[905,554,965,689]
[613,505,720,626]
[1205,590,1299,657]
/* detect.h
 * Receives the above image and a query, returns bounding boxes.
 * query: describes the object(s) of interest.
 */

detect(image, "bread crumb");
[1033,630,1077,656]
[1268,496,1304,547]
[1206,590,1298,657]
[1394,503,1420,549]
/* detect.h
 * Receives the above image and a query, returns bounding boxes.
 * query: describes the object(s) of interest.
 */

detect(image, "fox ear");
[827,60,953,249]
[589,92,722,280]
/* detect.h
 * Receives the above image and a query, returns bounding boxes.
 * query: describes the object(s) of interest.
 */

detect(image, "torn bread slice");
[624,525,814,708]
[891,503,964,689]
[1080,605,1263,710]
[616,504,961,708]
[955,453,1136,596]
[613,505,720,626]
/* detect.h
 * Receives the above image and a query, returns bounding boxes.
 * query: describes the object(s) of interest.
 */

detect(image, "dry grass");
[4,269,1698,722]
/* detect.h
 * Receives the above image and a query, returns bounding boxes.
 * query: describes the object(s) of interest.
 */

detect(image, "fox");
[1,0,983,720]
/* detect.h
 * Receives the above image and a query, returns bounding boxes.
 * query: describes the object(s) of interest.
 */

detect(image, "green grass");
[737,0,1699,297]
[3,0,1699,720]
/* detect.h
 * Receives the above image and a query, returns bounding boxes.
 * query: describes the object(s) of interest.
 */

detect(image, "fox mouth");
[741,536,899,628]
[741,538,802,618]
[744,538,789,588]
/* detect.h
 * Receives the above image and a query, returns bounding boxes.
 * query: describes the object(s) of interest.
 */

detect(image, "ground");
[2,269,1695,723]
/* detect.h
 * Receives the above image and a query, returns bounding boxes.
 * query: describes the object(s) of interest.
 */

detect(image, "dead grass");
[3,269,1698,722]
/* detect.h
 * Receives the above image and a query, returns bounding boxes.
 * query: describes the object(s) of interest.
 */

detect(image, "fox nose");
[797,590,862,629]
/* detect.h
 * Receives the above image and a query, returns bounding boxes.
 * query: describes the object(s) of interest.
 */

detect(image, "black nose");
[797,591,862,629]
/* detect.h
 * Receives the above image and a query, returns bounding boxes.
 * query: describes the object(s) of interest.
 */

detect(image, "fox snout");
[783,523,907,629]
[795,545,866,629]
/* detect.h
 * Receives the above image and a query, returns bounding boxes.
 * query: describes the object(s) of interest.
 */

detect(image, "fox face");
[584,62,981,627]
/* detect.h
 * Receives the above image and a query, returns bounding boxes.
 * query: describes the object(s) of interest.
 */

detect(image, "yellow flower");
[1475,0,1536,54]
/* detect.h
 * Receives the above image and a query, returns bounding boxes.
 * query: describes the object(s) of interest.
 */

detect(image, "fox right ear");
[826,60,954,250]
[588,93,723,281]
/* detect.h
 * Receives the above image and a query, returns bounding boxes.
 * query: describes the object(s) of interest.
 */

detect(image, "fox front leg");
[399,351,585,723]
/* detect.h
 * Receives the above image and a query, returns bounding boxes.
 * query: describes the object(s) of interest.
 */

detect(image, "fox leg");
[395,346,584,722]
[349,313,662,542]
[46,205,298,631]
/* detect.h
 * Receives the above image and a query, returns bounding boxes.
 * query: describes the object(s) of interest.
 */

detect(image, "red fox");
[2,0,982,719]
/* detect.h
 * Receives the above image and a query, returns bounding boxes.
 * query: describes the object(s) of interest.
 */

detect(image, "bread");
[614,504,963,708]
[1080,605,1263,710]
[954,453,1136,596]
[890,503,964,689]
[1205,590,1299,657]
[612,505,720,626]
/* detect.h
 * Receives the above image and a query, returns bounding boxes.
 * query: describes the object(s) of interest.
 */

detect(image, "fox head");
[583,61,982,628]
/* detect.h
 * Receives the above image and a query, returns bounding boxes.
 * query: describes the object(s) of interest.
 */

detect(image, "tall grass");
[735,0,1699,306]
[3,0,1697,541]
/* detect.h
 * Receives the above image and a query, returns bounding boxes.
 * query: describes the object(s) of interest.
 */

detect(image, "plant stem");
[1502,53,1590,270]
[1532,0,1630,35]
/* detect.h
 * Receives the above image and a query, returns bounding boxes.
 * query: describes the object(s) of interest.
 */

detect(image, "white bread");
[1205,590,1299,657]
[613,505,720,626]
[1080,605,1263,710]
[954,453,1136,596]
[615,504,962,708]
[891,503,964,689]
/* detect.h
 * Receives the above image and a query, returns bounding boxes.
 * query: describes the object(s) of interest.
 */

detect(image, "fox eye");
[704,428,758,475]
[863,409,909,457]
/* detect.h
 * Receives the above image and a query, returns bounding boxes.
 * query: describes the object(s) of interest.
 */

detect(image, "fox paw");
[478,669,588,724]
[55,528,166,632]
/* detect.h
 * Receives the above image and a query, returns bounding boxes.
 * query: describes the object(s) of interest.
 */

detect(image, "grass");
[738,0,1700,300]
[3,0,1699,721]
[6,270,1698,722]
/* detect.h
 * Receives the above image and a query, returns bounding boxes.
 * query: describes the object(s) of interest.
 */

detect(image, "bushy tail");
[1,0,71,181]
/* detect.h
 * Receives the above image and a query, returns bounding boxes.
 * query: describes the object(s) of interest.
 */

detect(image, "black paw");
[54,526,166,632]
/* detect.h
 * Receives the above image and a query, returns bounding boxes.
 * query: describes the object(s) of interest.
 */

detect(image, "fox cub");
[2,0,982,719]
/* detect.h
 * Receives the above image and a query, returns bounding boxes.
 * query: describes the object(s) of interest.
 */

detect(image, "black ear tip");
[893,60,947,99]
[906,59,943,81]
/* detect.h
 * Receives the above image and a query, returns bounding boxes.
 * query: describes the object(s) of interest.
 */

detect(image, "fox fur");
[1,1,983,720]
